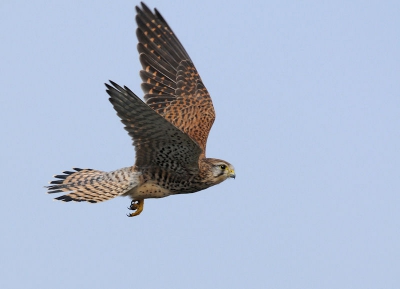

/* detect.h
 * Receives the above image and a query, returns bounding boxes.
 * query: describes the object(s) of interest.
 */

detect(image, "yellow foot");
[127,200,144,217]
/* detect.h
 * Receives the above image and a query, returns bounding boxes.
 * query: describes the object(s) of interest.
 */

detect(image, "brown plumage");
[46,2,235,217]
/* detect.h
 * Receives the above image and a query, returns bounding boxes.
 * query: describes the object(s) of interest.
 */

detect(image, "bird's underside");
[46,2,235,217]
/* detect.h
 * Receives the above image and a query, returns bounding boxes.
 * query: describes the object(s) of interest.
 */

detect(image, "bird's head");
[206,158,236,184]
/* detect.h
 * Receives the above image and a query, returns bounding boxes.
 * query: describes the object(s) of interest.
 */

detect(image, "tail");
[46,167,140,203]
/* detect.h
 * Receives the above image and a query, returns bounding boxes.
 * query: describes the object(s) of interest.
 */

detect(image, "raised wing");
[136,3,216,157]
[106,81,202,175]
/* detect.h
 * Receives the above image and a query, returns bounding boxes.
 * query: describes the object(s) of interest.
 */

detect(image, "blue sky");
[1,0,399,288]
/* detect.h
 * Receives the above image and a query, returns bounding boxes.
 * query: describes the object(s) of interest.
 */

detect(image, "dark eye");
[220,165,226,170]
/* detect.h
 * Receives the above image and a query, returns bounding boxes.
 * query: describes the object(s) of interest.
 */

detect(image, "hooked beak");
[229,169,236,179]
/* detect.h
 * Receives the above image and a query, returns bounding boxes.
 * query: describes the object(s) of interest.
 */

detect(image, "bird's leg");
[127,200,144,217]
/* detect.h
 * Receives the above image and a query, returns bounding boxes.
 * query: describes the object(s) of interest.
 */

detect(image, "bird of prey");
[46,2,235,217]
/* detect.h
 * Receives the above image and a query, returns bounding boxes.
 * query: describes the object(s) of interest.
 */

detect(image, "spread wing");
[136,3,216,157]
[106,81,202,175]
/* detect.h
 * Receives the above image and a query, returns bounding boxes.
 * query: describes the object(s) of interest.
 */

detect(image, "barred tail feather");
[46,167,139,203]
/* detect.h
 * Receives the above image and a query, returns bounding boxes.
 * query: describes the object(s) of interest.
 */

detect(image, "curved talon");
[127,199,144,217]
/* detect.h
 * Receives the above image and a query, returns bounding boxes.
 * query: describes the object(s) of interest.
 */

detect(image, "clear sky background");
[1,0,399,288]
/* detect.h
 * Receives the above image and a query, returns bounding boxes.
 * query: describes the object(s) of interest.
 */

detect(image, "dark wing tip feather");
[154,8,163,20]
[107,80,123,91]
[54,195,97,203]
[47,189,63,194]
[47,184,63,190]
[55,195,85,202]
[123,85,135,95]
[139,2,152,14]
[106,81,142,101]
[54,195,73,202]
[105,83,113,90]
[54,174,67,179]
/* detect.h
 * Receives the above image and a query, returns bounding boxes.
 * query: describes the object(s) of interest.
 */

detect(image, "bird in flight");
[46,2,235,217]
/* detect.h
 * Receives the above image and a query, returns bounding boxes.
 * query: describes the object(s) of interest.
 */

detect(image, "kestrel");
[46,2,235,217]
